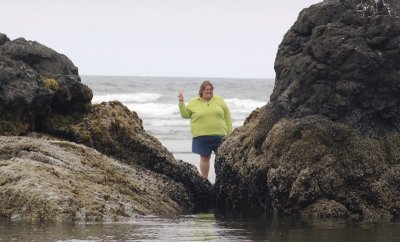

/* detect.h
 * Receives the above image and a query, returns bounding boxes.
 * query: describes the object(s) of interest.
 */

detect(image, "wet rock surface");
[215,0,400,220]
[0,135,189,222]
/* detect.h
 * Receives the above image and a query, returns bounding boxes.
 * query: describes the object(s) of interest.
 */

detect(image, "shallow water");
[1,214,400,242]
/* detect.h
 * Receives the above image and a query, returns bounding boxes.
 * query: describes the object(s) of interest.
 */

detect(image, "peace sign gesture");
[178,89,184,102]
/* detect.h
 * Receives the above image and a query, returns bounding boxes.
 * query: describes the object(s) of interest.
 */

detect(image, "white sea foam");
[92,92,162,103]
[225,98,265,113]
[126,103,178,118]
[232,120,245,127]
[145,119,189,127]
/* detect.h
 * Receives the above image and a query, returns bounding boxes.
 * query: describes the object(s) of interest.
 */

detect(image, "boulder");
[0,33,92,135]
[215,0,400,220]
[0,135,190,222]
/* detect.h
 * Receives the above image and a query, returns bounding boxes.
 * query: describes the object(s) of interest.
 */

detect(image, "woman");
[178,80,232,180]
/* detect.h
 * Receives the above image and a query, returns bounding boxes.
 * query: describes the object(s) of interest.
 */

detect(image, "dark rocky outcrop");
[0,33,214,222]
[215,0,400,220]
[0,33,92,135]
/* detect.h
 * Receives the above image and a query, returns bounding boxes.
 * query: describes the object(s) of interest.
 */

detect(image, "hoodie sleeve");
[179,102,192,119]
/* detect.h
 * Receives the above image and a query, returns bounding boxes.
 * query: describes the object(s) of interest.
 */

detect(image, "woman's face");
[202,85,213,101]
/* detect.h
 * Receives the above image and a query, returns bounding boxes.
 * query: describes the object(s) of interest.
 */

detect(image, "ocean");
[2,76,400,241]
[82,75,273,183]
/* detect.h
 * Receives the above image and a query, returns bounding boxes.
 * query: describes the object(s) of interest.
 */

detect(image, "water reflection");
[1,214,400,241]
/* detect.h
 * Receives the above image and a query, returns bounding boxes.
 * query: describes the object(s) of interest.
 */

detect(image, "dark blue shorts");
[192,135,224,156]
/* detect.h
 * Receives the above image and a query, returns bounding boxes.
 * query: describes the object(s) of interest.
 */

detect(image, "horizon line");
[80,74,275,80]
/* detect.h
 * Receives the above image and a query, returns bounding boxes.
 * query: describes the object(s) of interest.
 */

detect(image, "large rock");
[0,135,190,222]
[215,0,400,220]
[0,33,92,135]
[39,101,215,211]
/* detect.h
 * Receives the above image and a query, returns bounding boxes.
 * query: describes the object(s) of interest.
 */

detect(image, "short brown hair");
[198,80,214,97]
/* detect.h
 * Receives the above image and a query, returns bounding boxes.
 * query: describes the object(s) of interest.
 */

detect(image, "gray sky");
[2,0,322,78]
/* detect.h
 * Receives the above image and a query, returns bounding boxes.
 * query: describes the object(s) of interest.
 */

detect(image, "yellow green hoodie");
[179,95,232,137]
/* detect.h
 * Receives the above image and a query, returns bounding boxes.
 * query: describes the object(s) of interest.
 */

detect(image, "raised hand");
[178,89,184,102]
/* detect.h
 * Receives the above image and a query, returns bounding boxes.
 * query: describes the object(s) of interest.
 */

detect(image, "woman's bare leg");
[200,155,211,179]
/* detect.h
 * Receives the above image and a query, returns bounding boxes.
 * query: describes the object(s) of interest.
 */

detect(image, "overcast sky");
[2,0,322,78]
